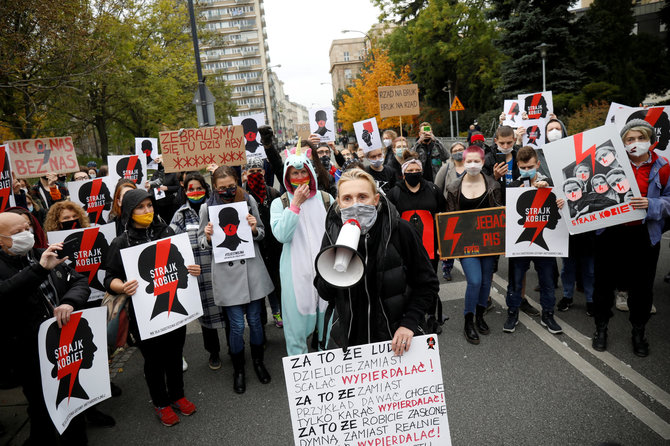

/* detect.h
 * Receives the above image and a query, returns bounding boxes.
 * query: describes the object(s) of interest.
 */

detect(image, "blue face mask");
[520,168,536,178]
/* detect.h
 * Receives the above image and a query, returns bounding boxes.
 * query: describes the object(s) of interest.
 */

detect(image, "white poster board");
[353,117,383,154]
[283,335,451,446]
[605,102,631,125]
[308,106,336,143]
[209,202,255,263]
[66,177,115,226]
[522,118,546,149]
[505,188,569,257]
[120,233,203,340]
[47,223,116,292]
[107,155,147,187]
[232,113,267,160]
[135,137,159,170]
[38,307,111,434]
[612,105,670,159]
[502,99,523,127]
[542,125,647,234]
[518,91,553,119]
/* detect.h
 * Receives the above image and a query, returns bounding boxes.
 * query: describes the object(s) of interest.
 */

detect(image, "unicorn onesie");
[270,144,333,355]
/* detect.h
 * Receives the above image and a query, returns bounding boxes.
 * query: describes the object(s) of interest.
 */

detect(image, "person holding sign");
[104,189,200,426]
[43,200,90,232]
[315,169,438,355]
[411,122,449,181]
[591,120,670,357]
[0,212,90,444]
[444,145,502,344]
[30,172,69,210]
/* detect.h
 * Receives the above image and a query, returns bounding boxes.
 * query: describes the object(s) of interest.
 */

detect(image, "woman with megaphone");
[314,169,439,356]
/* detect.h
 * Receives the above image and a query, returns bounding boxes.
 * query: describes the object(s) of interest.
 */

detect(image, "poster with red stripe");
[107,154,147,186]
[66,177,115,225]
[505,187,568,257]
[502,99,523,127]
[353,117,383,153]
[38,307,111,434]
[542,125,646,234]
[521,118,546,149]
[0,145,15,212]
[612,105,670,159]
[47,223,116,292]
[120,233,203,340]
[518,91,553,120]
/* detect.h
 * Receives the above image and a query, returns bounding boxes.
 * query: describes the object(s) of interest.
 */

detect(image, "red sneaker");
[154,406,180,427]
[171,397,196,416]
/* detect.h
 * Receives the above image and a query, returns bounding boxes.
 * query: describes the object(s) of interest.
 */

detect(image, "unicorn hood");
[282,142,319,199]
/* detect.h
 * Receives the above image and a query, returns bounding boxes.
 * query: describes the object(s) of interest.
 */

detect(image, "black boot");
[231,350,246,394]
[464,313,480,345]
[251,344,271,384]
[592,320,608,352]
[632,325,649,357]
[475,305,490,335]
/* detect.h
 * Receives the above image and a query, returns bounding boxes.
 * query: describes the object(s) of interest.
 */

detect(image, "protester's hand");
[291,184,310,208]
[493,162,508,180]
[499,112,506,125]
[122,280,138,296]
[548,113,557,121]
[327,141,338,154]
[207,163,219,174]
[533,180,549,188]
[247,214,257,234]
[159,185,168,191]
[186,264,201,277]
[205,222,213,241]
[144,181,151,190]
[258,125,274,147]
[391,327,414,356]
[556,198,565,209]
[521,111,528,120]
[54,304,74,329]
[154,155,163,165]
[630,197,649,209]
[40,243,67,269]
[308,133,321,147]
[515,127,525,141]
[12,176,21,194]
[46,173,58,187]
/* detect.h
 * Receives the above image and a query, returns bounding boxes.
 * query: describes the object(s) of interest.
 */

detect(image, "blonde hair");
[623,125,653,141]
[43,201,90,232]
[336,168,378,197]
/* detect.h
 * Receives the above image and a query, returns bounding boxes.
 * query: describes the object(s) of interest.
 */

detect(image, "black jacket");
[445,173,503,212]
[314,196,438,350]
[483,145,520,202]
[245,183,282,269]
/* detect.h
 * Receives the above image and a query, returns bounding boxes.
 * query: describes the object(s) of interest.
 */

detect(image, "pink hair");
[464,145,485,161]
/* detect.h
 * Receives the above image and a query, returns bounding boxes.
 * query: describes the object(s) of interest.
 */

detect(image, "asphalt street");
[2,235,670,446]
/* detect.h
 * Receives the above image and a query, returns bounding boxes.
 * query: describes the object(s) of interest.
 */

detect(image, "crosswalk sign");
[450,96,465,112]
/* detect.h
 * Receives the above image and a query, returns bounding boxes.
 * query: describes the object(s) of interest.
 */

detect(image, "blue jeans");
[226,299,264,354]
[507,257,556,312]
[561,254,594,302]
[460,256,495,314]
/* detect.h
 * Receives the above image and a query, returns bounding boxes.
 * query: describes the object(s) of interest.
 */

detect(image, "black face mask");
[320,155,331,168]
[404,172,422,187]
[60,220,79,230]
[218,186,237,201]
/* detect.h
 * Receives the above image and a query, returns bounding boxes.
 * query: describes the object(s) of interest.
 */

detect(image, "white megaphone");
[315,219,365,288]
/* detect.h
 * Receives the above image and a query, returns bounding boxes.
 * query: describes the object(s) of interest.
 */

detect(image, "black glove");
[258,125,274,147]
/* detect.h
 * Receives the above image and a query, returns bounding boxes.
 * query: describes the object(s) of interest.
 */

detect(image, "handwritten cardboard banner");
[295,123,312,141]
[5,137,78,179]
[283,335,452,446]
[159,126,246,173]
[378,84,420,118]
[436,207,506,259]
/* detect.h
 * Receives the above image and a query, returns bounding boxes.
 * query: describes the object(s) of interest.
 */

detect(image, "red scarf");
[246,172,267,204]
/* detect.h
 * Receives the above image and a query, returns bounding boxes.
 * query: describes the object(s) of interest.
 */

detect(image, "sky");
[263,0,381,109]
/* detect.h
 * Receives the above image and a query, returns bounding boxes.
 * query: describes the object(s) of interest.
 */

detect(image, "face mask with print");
[547,129,563,142]
[566,189,582,202]
[340,203,378,235]
[464,162,482,176]
[595,184,608,194]
[60,220,79,231]
[598,152,615,167]
[290,177,310,190]
[3,230,35,255]
[613,179,630,193]
[625,141,651,156]
[218,186,237,201]
[186,190,206,204]
[576,171,590,182]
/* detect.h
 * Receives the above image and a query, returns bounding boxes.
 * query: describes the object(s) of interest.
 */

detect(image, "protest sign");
[612,105,670,159]
[5,136,78,179]
[505,188,569,257]
[522,118,546,149]
[232,113,267,160]
[542,125,646,234]
[518,91,553,119]
[605,102,631,126]
[66,177,115,225]
[159,125,246,172]
[309,106,336,142]
[502,99,523,127]
[0,145,15,211]
[135,137,159,170]
[47,223,116,292]
[295,123,312,141]
[209,202,255,263]
[283,335,451,446]
[353,118,382,153]
[38,307,111,434]
[436,207,505,259]
[107,155,147,186]
[378,84,420,118]
[121,233,203,340]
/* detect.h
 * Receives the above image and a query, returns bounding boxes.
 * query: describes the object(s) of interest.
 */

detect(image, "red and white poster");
[5,136,79,179]
[209,202,255,263]
[38,307,111,434]
[612,105,670,159]
[521,118,546,149]
[135,137,159,170]
[47,223,116,292]
[107,155,147,186]
[283,335,452,446]
[353,117,382,153]
[0,145,15,212]
[308,106,336,143]
[120,233,203,340]
[542,125,646,234]
[232,113,267,160]
[502,99,523,127]
[66,177,115,226]
[518,91,553,120]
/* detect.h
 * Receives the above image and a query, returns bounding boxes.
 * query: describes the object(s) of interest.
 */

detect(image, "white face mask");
[497,145,513,154]
[547,129,563,142]
[464,162,482,176]
[625,141,650,156]
[383,138,392,147]
[2,230,35,256]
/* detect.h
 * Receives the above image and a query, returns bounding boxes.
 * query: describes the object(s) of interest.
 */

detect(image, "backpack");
[280,191,332,212]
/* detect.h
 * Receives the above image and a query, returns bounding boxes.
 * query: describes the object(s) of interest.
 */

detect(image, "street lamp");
[442,80,454,138]
[341,29,372,57]
[186,0,215,126]
[260,63,281,127]
[536,43,549,92]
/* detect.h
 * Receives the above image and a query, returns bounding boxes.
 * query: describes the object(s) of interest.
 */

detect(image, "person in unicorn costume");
[270,140,334,355]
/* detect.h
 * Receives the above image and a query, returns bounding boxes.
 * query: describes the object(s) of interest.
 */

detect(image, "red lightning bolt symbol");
[125,156,139,183]
[573,133,596,173]
[363,121,373,133]
[57,312,83,403]
[523,188,551,245]
[77,227,101,284]
[643,107,663,151]
[86,179,104,224]
[154,239,178,317]
[0,148,10,212]
[442,217,462,256]
[508,102,517,117]
[528,94,542,119]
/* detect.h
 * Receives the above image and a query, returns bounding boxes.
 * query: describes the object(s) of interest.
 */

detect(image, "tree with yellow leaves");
[336,48,414,132]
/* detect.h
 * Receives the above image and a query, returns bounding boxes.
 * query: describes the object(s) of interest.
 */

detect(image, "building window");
[343,51,350,62]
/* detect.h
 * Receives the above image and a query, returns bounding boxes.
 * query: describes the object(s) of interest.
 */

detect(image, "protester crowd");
[1,113,669,444]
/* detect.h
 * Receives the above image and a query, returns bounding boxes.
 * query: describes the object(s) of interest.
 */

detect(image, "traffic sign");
[450,96,465,112]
